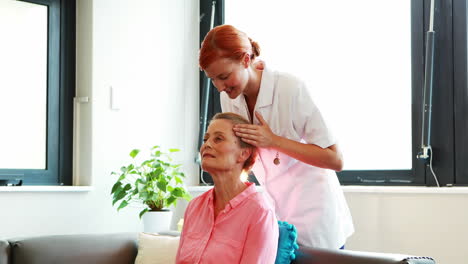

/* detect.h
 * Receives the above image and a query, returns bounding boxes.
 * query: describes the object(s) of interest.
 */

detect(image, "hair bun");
[249,37,261,58]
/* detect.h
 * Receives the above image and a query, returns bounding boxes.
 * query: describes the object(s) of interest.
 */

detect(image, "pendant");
[273,152,280,165]
[273,157,280,165]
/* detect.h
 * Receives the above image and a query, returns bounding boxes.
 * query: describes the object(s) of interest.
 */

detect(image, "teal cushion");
[275,221,299,264]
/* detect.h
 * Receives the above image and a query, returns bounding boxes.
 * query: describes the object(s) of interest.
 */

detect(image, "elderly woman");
[175,112,279,264]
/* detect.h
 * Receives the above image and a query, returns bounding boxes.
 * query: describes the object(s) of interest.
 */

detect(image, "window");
[0,0,75,186]
[225,0,415,185]
[199,0,468,186]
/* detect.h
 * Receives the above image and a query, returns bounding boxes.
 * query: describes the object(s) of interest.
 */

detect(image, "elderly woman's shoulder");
[244,191,275,212]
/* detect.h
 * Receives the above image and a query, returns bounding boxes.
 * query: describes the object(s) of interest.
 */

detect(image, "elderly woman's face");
[200,119,245,173]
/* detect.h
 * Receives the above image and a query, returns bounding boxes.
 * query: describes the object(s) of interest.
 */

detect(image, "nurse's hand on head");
[233,111,277,148]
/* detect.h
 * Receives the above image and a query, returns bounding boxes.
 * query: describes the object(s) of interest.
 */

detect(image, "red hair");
[199,25,261,70]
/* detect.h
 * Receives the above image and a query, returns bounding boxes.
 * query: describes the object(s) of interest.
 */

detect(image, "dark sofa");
[0,232,435,264]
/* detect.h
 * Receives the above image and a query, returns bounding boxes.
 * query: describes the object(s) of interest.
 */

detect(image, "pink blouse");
[175,182,278,264]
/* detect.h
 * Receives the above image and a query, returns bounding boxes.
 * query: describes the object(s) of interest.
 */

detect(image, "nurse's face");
[204,57,249,99]
[200,119,246,173]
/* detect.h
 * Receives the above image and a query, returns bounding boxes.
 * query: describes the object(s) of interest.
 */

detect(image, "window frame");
[198,0,225,185]
[199,0,467,186]
[453,0,468,185]
[0,0,75,186]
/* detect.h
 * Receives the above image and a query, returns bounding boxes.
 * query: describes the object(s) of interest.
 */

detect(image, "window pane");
[0,0,47,169]
[226,0,412,170]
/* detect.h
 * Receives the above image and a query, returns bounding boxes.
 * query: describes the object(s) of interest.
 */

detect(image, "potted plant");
[110,145,191,233]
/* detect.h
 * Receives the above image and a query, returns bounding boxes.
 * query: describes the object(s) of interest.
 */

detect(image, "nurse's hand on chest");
[233,111,277,148]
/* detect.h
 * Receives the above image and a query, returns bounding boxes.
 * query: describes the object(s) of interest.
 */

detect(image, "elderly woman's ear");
[237,148,252,164]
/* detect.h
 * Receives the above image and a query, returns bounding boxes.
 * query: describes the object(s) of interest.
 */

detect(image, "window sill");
[190,185,468,194]
[0,186,94,192]
[342,185,468,194]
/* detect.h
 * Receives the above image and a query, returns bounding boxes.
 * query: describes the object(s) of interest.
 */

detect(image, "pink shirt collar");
[206,181,257,213]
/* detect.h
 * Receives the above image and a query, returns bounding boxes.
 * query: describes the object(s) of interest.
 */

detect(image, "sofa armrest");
[8,233,137,264]
[0,239,10,264]
[292,247,436,264]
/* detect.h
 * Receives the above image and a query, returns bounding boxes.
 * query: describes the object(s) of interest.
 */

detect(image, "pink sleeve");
[239,209,279,264]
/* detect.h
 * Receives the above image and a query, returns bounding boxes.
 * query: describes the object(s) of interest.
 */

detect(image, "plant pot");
[142,210,173,233]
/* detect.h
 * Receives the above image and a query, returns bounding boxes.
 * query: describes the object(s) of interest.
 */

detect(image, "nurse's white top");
[220,66,354,249]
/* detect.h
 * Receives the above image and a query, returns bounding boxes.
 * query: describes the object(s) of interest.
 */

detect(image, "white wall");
[0,0,199,239]
[344,189,468,264]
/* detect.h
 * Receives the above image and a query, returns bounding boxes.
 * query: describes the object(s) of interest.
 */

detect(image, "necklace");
[273,152,280,165]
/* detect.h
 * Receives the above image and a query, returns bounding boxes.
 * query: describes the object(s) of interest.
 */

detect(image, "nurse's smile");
[224,87,237,98]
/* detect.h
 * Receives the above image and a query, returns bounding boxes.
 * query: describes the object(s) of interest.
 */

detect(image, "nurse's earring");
[273,152,280,165]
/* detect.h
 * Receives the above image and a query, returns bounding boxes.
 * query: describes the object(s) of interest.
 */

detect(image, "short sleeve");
[292,81,336,148]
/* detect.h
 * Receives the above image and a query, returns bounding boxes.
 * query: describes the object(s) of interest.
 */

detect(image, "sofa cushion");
[134,232,180,264]
[8,233,137,264]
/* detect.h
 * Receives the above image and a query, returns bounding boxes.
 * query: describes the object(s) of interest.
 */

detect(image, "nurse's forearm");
[271,135,344,171]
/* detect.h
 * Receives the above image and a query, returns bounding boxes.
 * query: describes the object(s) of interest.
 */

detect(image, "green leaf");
[123,183,132,192]
[118,173,126,181]
[128,170,138,176]
[138,177,147,184]
[139,190,149,200]
[137,181,146,192]
[169,148,180,153]
[117,200,128,211]
[149,193,157,200]
[172,187,183,197]
[147,170,159,181]
[112,189,126,205]
[130,149,140,158]
[139,208,149,219]
[157,180,167,192]
[174,176,182,184]
[166,196,176,206]
[141,159,155,167]
[151,145,160,150]
[110,182,122,194]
